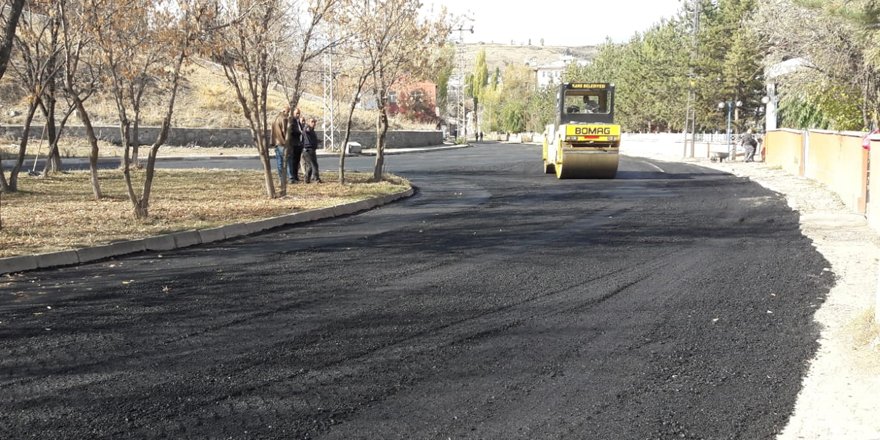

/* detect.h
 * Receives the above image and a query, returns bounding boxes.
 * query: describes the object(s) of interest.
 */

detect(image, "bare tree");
[132,1,217,218]
[87,0,215,218]
[333,0,394,184]
[366,0,448,182]
[212,0,287,199]
[35,1,75,177]
[275,0,348,196]
[0,0,61,191]
[58,0,104,200]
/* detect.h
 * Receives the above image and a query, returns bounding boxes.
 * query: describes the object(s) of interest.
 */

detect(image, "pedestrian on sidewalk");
[302,117,322,183]
[741,128,758,162]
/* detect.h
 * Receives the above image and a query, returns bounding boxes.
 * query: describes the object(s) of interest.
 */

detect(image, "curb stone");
[76,241,147,264]
[0,188,414,276]
[197,227,227,244]
[0,255,38,275]
[36,251,80,269]
[143,234,177,251]
[171,231,202,248]
[298,207,334,222]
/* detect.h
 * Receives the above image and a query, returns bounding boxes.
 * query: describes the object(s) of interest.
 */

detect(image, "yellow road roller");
[542,82,620,179]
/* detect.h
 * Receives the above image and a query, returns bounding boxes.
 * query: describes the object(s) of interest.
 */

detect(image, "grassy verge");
[1,140,261,160]
[0,169,409,258]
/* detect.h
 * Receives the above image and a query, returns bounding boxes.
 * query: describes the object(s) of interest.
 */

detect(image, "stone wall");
[0,125,443,149]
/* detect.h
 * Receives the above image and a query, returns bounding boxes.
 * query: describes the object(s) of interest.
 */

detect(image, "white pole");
[876,260,880,324]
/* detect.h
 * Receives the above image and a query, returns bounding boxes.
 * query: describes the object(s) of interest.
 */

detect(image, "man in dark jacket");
[302,117,322,183]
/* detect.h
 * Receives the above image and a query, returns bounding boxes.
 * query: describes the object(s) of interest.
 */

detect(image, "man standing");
[302,117,322,183]
[741,128,758,163]
[271,106,294,183]
[289,108,304,182]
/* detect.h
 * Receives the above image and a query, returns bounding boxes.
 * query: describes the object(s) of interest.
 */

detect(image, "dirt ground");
[686,158,880,439]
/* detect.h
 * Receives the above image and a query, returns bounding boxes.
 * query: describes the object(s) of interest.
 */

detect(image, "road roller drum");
[555,148,619,179]
[542,82,621,179]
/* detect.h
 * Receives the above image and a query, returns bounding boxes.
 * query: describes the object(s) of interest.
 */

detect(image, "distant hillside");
[456,43,597,73]
[0,60,427,131]
[0,43,597,131]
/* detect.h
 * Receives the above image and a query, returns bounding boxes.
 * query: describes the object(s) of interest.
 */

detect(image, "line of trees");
[470,0,880,136]
[0,0,450,218]
[565,0,764,134]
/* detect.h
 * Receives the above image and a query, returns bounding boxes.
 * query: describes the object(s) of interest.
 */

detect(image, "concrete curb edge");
[0,187,414,276]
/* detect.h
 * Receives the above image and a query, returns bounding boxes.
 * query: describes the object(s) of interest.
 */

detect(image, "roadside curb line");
[0,187,415,276]
[57,144,465,164]
[359,144,470,156]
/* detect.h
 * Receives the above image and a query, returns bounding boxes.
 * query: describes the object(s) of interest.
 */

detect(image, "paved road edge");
[0,187,415,276]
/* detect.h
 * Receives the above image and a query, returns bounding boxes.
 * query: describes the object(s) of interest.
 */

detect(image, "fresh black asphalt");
[0,143,832,439]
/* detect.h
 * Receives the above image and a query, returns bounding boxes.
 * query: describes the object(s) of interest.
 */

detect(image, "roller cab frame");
[542,82,620,179]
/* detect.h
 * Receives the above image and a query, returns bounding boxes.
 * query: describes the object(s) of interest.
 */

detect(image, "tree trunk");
[42,104,74,177]
[132,111,141,167]
[373,108,389,182]
[259,140,275,198]
[0,0,26,82]
[5,100,40,191]
[339,98,360,185]
[133,47,187,219]
[43,99,59,174]
[0,162,7,191]
[120,121,142,217]
[341,72,372,185]
[246,123,275,199]
[74,99,102,200]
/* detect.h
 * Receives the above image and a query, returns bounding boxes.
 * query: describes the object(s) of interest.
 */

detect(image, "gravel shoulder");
[662,156,880,439]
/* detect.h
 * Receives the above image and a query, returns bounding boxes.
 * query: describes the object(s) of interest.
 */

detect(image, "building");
[387,79,440,123]
[358,79,440,123]
[529,55,590,88]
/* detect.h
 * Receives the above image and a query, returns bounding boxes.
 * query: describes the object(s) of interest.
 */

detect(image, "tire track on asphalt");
[101,231,682,437]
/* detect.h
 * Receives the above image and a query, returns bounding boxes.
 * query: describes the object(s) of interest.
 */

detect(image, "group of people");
[271,105,322,184]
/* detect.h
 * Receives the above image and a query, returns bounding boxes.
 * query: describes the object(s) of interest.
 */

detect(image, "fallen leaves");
[1,170,408,258]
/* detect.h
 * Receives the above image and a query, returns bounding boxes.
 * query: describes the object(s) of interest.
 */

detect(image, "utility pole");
[322,33,336,151]
[683,0,700,158]
[452,23,473,142]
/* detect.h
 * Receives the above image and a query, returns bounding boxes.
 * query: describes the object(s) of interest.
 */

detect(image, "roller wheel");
[543,160,555,174]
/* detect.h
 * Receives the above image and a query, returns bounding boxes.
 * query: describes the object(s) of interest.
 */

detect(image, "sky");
[425,0,686,46]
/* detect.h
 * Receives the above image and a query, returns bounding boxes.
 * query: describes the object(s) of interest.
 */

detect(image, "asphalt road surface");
[1,143,832,439]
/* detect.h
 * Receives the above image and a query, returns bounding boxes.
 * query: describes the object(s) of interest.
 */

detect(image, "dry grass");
[1,139,259,160]
[850,308,880,349]
[845,308,880,372]
[0,169,409,258]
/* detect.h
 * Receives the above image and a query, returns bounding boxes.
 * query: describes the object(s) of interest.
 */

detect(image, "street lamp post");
[718,100,742,160]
